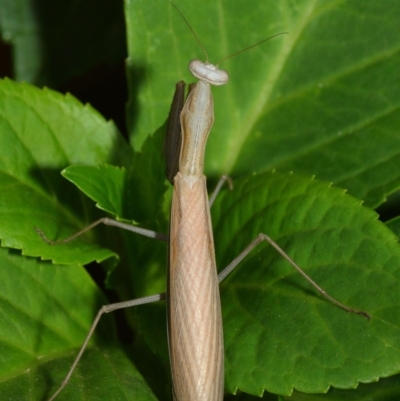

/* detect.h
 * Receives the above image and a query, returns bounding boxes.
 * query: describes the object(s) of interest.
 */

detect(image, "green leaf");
[386,217,400,238]
[225,373,400,400]
[0,0,126,86]
[124,122,170,225]
[63,121,170,226]
[63,164,128,217]
[0,78,131,265]
[225,391,279,401]
[285,373,400,400]
[212,172,399,395]
[0,247,157,401]
[126,0,400,208]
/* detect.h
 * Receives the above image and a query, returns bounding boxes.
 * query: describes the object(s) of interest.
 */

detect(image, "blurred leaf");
[0,0,126,86]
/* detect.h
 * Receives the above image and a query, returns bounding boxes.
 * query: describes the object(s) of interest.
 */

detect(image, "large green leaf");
[285,373,400,401]
[126,0,400,208]
[0,78,132,265]
[0,247,157,401]
[226,373,400,400]
[214,172,399,395]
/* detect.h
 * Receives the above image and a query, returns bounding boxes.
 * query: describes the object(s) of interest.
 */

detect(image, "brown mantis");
[37,5,370,401]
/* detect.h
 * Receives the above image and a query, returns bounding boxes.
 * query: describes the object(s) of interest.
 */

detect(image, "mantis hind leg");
[46,292,166,401]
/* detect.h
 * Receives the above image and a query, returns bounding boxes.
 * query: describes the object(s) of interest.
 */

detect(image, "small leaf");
[63,121,169,226]
[63,164,127,217]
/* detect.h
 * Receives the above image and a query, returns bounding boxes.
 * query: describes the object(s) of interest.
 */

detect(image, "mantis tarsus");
[37,5,370,401]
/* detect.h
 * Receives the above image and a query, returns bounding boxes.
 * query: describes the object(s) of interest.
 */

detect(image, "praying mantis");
[35,4,371,401]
